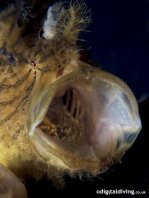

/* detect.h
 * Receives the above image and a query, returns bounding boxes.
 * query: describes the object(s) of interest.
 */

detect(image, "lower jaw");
[31,127,106,173]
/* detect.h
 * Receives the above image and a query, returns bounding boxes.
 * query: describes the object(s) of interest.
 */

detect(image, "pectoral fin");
[0,164,27,198]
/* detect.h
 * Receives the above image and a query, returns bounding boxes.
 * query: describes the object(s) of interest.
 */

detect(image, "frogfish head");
[0,0,141,176]
[24,1,142,176]
[28,59,141,174]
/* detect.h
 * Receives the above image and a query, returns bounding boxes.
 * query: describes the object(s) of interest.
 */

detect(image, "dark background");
[82,0,149,103]
[1,0,149,197]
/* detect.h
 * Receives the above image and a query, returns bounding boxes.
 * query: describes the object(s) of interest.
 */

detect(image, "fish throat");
[39,85,84,145]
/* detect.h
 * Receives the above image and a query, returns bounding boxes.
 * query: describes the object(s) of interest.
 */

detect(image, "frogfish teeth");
[0,0,141,196]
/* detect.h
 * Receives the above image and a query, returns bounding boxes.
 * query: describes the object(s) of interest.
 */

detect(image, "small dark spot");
[56,67,64,78]
[12,128,21,140]
[73,107,77,118]
[39,29,45,39]
[0,48,16,65]
[67,89,73,113]
[116,138,122,150]
[62,90,67,106]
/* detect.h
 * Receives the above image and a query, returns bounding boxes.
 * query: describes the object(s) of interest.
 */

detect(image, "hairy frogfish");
[0,1,141,197]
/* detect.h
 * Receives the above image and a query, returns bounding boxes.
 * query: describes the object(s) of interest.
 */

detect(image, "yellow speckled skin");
[0,2,80,173]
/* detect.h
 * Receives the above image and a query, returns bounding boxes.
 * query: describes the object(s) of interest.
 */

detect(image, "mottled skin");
[0,1,141,197]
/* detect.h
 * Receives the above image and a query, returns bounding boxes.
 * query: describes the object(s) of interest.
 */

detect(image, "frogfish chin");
[0,0,142,194]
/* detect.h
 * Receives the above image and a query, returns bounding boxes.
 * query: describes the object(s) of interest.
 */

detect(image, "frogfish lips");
[28,63,141,174]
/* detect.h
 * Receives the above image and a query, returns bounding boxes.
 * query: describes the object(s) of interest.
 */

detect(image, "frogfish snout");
[28,62,141,174]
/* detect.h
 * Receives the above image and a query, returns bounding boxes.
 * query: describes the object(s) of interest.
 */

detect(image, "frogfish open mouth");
[0,0,141,196]
[29,61,141,173]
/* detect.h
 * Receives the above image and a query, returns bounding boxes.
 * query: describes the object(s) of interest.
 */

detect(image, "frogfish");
[0,0,141,197]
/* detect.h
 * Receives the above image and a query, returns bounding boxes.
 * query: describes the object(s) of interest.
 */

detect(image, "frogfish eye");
[28,62,141,174]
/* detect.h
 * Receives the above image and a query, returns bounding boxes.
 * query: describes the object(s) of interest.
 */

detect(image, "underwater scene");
[0,0,149,197]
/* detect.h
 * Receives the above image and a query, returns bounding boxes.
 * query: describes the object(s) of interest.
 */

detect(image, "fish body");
[0,1,141,196]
